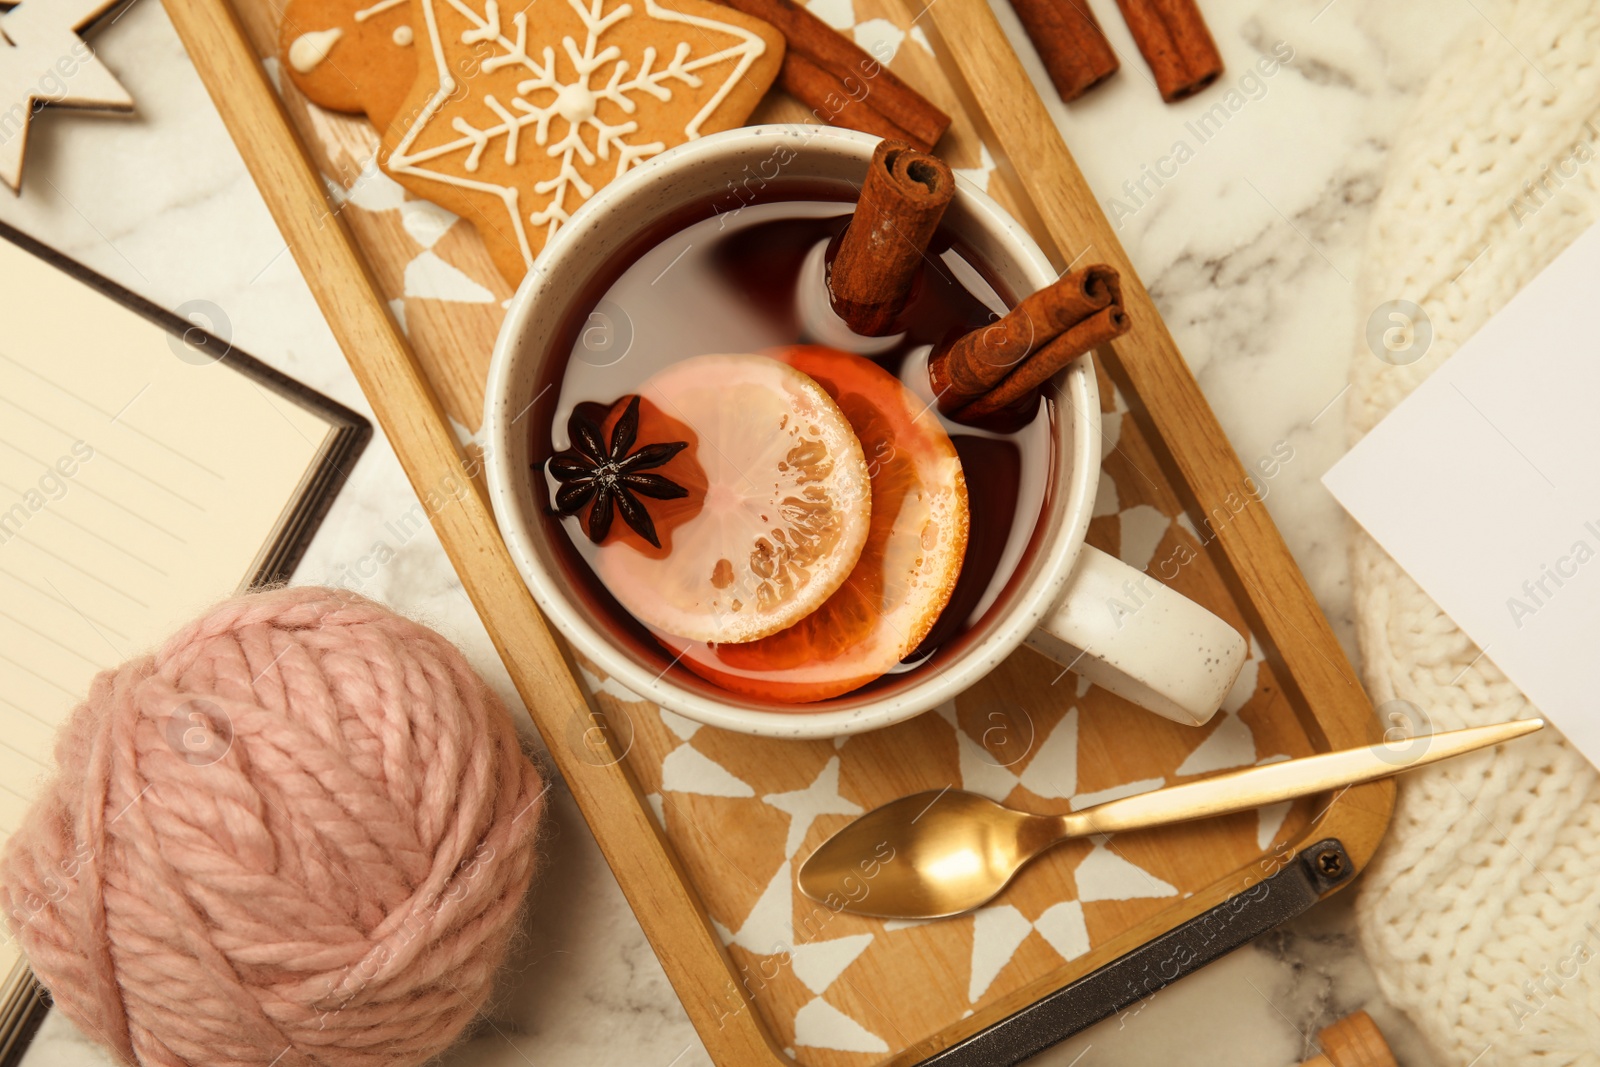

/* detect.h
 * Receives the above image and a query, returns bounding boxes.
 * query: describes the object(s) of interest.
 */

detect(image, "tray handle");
[913,840,1353,1066]
[1026,545,1249,727]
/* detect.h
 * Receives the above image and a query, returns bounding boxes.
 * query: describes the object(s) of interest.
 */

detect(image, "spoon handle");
[1063,718,1542,838]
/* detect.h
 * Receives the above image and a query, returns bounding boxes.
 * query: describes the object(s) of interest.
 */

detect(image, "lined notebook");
[0,224,368,1061]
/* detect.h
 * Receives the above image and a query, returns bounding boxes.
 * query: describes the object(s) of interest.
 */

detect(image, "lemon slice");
[596,353,871,644]
[658,346,970,702]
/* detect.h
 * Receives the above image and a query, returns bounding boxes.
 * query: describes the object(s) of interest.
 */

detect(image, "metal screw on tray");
[1315,849,1345,879]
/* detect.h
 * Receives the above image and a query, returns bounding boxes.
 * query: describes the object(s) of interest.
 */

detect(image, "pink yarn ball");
[1,586,546,1067]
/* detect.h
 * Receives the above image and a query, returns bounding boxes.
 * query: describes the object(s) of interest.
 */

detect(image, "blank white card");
[1325,222,1600,767]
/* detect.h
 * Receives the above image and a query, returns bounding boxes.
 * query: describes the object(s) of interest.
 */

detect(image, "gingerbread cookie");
[381,0,785,284]
[279,0,420,127]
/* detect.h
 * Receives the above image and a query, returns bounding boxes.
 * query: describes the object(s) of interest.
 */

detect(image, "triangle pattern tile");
[968,905,1034,1001]
[1074,840,1179,902]
[715,859,794,955]
[854,18,904,60]
[404,250,496,303]
[791,933,874,995]
[1118,504,1171,571]
[1257,801,1292,850]
[399,197,457,248]
[793,997,889,1053]
[763,756,863,857]
[660,743,755,798]
[1017,707,1078,799]
[1032,901,1090,962]
[658,706,702,741]
[1176,712,1257,776]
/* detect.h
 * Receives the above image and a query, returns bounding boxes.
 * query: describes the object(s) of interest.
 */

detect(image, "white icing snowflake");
[388,0,771,272]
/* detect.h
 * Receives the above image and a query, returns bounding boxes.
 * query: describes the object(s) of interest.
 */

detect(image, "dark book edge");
[0,217,372,585]
[0,977,46,1067]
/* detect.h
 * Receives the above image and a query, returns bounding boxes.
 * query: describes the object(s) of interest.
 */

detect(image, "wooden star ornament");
[0,0,134,191]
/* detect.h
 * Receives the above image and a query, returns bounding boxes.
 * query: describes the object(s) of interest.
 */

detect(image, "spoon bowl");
[801,790,1063,919]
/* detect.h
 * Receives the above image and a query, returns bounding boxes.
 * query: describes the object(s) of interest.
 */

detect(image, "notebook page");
[0,235,331,980]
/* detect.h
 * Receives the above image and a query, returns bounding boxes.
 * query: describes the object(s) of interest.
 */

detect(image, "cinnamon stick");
[954,305,1130,422]
[1114,0,1223,102]
[714,0,951,150]
[784,53,926,147]
[828,139,955,337]
[928,264,1122,411]
[1008,0,1120,102]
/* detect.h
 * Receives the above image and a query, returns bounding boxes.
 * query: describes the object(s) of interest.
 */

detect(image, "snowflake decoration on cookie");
[384,0,782,283]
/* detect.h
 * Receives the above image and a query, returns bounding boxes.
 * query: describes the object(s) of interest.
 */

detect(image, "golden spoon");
[797,718,1543,919]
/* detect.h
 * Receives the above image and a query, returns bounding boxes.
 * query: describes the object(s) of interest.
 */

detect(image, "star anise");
[546,395,688,548]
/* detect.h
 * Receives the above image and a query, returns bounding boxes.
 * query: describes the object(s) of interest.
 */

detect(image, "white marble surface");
[5,0,1481,1063]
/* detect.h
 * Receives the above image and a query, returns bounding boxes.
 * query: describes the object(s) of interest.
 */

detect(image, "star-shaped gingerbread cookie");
[278,0,420,128]
[381,0,783,284]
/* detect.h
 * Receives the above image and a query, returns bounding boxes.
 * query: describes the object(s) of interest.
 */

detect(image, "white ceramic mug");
[485,125,1247,739]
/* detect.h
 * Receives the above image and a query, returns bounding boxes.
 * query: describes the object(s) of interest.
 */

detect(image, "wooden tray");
[158,0,1395,1061]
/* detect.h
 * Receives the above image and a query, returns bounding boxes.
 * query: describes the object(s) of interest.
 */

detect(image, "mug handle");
[1024,545,1248,727]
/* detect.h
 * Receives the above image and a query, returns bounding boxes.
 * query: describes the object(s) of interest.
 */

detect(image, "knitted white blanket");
[1349,3,1600,1065]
